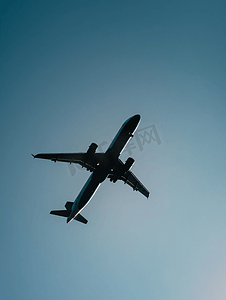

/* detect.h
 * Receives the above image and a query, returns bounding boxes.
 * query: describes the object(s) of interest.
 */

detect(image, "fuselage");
[67,114,140,223]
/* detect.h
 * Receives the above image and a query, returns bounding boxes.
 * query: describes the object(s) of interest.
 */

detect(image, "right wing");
[32,152,104,172]
[120,170,150,198]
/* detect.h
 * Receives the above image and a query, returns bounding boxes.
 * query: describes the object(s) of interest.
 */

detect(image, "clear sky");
[1,1,226,299]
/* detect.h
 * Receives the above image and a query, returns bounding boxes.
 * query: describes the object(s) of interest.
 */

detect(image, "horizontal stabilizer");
[50,210,70,217]
[75,213,88,224]
[50,209,88,224]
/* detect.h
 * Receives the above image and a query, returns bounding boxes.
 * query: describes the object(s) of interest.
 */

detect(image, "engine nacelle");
[87,143,98,155]
[124,157,135,173]
[109,157,135,183]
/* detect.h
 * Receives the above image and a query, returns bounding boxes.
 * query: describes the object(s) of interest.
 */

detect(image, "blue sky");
[1,1,226,299]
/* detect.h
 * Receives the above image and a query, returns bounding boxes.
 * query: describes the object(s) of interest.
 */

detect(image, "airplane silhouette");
[32,114,149,224]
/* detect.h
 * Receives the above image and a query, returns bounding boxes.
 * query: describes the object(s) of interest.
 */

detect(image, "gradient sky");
[1,1,226,299]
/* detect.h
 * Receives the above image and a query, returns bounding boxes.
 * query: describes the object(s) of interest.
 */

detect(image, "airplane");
[32,114,150,224]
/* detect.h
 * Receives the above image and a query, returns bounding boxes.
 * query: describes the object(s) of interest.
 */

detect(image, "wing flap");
[33,153,85,163]
[33,153,105,172]
[121,170,150,198]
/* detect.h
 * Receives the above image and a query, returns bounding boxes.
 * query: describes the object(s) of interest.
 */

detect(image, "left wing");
[120,170,150,198]
[32,153,104,172]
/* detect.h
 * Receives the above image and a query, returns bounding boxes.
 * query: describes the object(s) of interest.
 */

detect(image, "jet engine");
[109,157,135,183]
[124,157,135,173]
[87,143,98,155]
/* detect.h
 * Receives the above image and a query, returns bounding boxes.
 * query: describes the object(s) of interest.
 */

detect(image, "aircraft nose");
[130,114,140,125]
[133,114,141,122]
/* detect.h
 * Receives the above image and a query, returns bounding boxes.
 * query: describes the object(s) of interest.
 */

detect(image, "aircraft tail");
[50,209,70,217]
[50,201,88,224]
[74,214,88,224]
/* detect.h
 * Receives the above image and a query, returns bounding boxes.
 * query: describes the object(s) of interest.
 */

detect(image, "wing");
[120,170,150,198]
[32,152,104,172]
